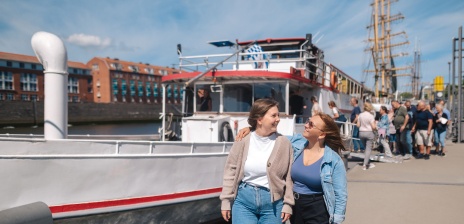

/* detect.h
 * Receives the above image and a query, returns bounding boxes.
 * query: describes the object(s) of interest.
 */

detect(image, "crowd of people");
[350,98,450,168]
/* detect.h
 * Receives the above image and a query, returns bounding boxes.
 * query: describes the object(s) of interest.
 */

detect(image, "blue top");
[443,108,451,121]
[377,114,390,130]
[351,106,361,121]
[287,134,347,224]
[292,153,323,195]
[415,110,433,130]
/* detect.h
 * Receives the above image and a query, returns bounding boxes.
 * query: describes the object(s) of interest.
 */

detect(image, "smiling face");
[303,115,325,141]
[256,106,280,136]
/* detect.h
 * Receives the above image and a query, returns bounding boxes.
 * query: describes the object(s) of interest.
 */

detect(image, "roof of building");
[90,57,180,75]
[0,51,88,69]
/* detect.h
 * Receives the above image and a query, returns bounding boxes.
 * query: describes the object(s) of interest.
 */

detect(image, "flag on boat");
[245,44,269,69]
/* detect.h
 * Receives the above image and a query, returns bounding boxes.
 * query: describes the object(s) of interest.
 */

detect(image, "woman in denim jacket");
[377,106,393,157]
[237,113,347,223]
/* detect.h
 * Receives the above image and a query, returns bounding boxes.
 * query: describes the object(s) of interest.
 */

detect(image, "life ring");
[330,70,338,89]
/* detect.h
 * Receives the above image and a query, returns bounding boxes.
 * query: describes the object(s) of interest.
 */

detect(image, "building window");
[68,77,79,93]
[0,71,14,90]
[153,83,158,97]
[145,68,154,74]
[129,65,139,73]
[6,61,12,67]
[72,96,79,102]
[138,81,143,97]
[31,95,38,101]
[87,78,93,93]
[121,80,127,96]
[113,96,118,102]
[146,83,151,97]
[173,84,178,100]
[111,63,122,70]
[7,93,14,100]
[31,64,37,70]
[19,63,25,68]
[130,80,136,97]
[112,79,119,95]
[21,94,29,101]
[92,64,99,70]
[20,73,38,92]
[0,93,4,100]
[167,85,172,98]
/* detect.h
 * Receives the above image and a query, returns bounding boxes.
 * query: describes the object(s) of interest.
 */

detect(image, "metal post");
[161,84,166,141]
[458,26,463,143]
[448,61,451,105]
[452,37,456,140]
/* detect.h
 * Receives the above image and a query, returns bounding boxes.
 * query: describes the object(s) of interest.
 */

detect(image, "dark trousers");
[290,193,329,224]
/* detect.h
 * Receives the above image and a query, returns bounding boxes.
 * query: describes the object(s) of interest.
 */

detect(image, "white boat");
[0,32,364,223]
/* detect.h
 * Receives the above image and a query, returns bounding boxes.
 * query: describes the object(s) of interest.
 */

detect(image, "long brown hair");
[247,98,279,131]
[317,112,346,153]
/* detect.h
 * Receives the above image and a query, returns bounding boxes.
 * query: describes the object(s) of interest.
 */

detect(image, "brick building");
[0,52,93,103]
[87,57,182,104]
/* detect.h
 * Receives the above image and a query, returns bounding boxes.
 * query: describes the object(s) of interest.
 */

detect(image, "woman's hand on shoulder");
[221,210,231,222]
[281,212,291,222]
[235,127,251,141]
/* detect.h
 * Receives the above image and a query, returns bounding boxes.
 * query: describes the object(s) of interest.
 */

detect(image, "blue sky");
[1,0,463,92]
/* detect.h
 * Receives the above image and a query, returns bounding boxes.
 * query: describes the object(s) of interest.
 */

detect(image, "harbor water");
[0,122,162,135]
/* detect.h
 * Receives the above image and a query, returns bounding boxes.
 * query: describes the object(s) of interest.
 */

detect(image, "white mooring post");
[31,31,69,140]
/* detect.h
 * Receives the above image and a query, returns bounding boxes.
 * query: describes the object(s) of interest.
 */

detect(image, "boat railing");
[0,135,234,157]
[179,49,309,73]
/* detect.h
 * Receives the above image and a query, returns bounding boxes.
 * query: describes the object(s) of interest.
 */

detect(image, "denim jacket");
[288,134,348,224]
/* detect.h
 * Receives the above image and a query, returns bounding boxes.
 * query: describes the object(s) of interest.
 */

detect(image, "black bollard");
[0,202,53,224]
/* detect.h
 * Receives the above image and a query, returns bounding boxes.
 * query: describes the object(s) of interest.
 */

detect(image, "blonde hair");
[363,102,373,112]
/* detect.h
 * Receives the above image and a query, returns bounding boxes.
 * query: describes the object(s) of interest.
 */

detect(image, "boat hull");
[0,138,232,222]
[53,197,221,224]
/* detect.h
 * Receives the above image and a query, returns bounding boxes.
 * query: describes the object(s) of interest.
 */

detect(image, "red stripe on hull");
[49,187,222,214]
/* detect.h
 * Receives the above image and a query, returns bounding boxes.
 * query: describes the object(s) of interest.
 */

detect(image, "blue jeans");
[405,129,413,154]
[352,126,364,151]
[396,129,412,155]
[232,182,283,224]
[434,130,446,147]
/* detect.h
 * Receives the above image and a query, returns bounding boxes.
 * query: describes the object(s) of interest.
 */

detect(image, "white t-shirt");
[332,107,339,117]
[358,111,375,132]
[242,132,276,189]
[311,102,322,116]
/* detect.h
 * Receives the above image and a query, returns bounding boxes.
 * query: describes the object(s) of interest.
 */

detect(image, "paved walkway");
[345,141,464,224]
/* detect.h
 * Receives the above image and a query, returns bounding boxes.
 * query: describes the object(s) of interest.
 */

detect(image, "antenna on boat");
[31,31,69,140]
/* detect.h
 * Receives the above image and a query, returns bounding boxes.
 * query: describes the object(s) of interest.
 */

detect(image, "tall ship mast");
[364,0,410,100]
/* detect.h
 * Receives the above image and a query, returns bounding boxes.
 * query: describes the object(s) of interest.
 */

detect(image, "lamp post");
[448,61,451,105]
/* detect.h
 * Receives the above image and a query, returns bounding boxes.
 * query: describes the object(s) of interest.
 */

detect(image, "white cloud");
[66,33,111,49]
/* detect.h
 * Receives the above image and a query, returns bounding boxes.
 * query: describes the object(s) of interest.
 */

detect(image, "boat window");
[196,84,219,112]
[223,84,253,112]
[253,83,286,112]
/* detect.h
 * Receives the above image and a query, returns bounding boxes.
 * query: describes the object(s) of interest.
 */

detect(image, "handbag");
[337,114,347,122]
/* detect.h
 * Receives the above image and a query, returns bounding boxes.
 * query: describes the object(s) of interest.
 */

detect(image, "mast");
[365,0,410,100]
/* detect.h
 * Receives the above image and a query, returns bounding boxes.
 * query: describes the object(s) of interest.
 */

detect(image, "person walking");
[357,102,377,170]
[311,96,322,117]
[433,104,448,156]
[387,107,397,154]
[391,100,412,159]
[220,99,294,223]
[377,106,393,157]
[411,101,433,160]
[350,98,364,153]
